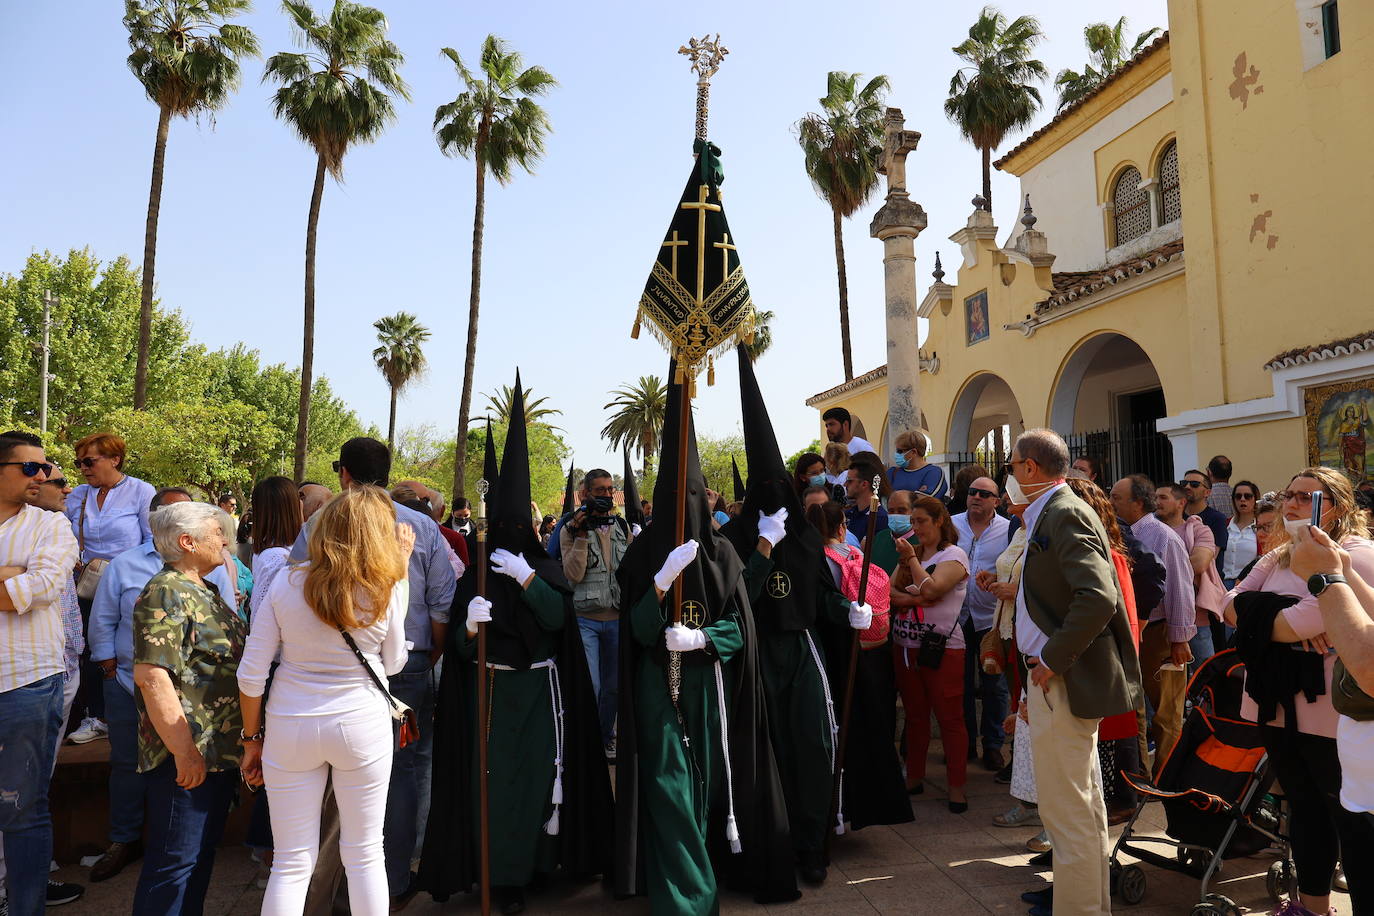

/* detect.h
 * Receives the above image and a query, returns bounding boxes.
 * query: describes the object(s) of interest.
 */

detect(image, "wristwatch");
[1306,573,1347,597]
[239,727,264,743]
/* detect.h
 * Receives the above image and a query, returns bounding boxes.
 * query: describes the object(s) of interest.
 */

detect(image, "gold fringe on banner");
[630,308,642,340]
[707,353,715,386]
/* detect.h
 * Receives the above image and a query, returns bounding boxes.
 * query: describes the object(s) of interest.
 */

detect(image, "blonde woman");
[237,486,414,916]
[822,441,850,490]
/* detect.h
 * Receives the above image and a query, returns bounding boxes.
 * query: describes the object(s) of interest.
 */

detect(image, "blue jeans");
[0,673,63,916]
[104,679,147,843]
[132,760,237,915]
[577,616,619,746]
[383,650,436,895]
[962,621,1009,753]
[1188,625,1216,678]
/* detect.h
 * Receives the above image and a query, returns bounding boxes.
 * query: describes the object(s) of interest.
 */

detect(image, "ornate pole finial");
[1021,194,1038,229]
[932,251,945,283]
[678,34,728,141]
[972,192,988,212]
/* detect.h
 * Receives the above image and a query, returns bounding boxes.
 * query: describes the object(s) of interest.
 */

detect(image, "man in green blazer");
[1010,429,1141,916]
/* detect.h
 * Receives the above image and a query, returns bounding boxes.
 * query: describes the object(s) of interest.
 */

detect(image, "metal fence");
[948,421,1174,490]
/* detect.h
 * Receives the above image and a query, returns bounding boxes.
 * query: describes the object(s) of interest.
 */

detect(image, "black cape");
[613,360,799,905]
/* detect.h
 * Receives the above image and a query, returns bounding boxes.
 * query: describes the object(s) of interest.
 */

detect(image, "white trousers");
[261,706,393,916]
[1029,677,1111,915]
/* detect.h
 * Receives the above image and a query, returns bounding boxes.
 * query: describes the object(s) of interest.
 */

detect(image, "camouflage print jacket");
[133,565,247,773]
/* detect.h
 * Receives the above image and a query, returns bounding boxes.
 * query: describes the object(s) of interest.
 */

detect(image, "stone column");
[870,108,927,447]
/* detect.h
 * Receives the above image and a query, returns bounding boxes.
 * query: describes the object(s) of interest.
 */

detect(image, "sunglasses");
[966,487,999,499]
[332,460,342,473]
[43,478,68,489]
[75,456,106,469]
[0,461,54,478]
[1180,480,1206,488]
[1234,492,1256,500]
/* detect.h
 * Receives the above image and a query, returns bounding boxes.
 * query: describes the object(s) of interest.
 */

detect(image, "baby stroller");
[1110,648,1294,916]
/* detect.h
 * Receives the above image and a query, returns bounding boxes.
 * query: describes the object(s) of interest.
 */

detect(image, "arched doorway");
[948,373,1024,478]
[1049,333,1173,485]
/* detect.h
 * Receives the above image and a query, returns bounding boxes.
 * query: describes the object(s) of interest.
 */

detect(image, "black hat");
[623,447,644,528]
[732,456,745,503]
[481,419,500,504]
[561,461,576,517]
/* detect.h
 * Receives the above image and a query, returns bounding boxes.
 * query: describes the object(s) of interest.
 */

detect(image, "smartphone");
[1310,490,1324,527]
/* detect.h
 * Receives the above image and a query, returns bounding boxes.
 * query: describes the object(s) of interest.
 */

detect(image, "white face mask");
[1005,474,1056,506]
[1283,517,1311,538]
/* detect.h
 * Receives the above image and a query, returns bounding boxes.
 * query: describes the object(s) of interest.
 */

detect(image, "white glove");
[490,549,534,585]
[757,508,788,547]
[631,523,642,537]
[654,540,699,591]
[466,596,493,634]
[665,623,707,652]
[849,601,873,631]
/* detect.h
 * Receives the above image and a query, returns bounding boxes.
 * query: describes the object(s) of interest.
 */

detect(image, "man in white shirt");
[0,436,79,916]
[821,407,875,456]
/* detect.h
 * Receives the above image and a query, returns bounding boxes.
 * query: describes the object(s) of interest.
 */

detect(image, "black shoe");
[496,886,526,915]
[46,880,84,906]
[1020,886,1052,906]
[798,850,827,886]
[89,840,143,882]
[1028,849,1053,867]
[948,800,969,814]
[388,873,419,912]
[994,760,1014,784]
[982,747,1006,772]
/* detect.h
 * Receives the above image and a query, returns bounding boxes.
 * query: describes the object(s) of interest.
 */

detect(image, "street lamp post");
[40,289,55,434]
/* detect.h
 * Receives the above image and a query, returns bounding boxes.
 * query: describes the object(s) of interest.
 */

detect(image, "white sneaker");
[68,717,108,744]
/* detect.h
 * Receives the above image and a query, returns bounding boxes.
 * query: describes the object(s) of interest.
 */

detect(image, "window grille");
[1159,143,1181,224]
[1112,167,1150,245]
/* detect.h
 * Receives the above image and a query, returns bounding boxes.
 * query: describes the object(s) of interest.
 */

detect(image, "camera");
[580,496,615,528]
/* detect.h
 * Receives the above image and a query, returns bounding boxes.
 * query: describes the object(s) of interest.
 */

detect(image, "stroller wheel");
[1118,864,1146,905]
[1265,859,1297,902]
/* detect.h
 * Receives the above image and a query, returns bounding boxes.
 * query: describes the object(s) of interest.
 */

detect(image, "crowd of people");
[1,379,1374,916]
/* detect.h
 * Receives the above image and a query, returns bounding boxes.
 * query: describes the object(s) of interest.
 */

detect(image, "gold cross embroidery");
[681,600,706,628]
[661,230,688,276]
[679,184,721,303]
[713,233,737,278]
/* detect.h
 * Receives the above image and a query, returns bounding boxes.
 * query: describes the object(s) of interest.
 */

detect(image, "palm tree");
[372,311,430,449]
[264,0,408,480]
[483,383,562,428]
[944,7,1047,212]
[1054,17,1162,110]
[601,375,667,479]
[434,35,556,501]
[744,309,775,362]
[124,0,259,410]
[796,71,889,382]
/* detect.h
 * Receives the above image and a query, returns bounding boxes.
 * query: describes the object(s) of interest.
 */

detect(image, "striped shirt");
[0,503,80,692]
[60,576,82,682]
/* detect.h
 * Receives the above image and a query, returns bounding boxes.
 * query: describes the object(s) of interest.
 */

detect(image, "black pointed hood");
[481,420,500,504]
[623,447,644,528]
[561,461,576,517]
[732,456,745,503]
[721,344,822,630]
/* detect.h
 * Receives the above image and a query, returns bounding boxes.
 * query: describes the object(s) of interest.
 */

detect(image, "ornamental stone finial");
[972,192,988,211]
[1021,194,1038,229]
[932,251,945,283]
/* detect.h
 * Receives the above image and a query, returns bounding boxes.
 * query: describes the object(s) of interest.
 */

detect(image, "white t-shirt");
[846,436,876,456]
[1338,715,1374,813]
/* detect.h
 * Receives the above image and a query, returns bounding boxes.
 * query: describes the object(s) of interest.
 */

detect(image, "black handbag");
[1333,658,1374,722]
[915,564,959,670]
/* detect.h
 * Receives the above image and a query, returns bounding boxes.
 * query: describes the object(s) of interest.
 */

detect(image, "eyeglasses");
[1279,489,1327,505]
[1233,492,1256,501]
[0,461,54,478]
[966,487,998,499]
[1180,480,1206,489]
[590,486,617,496]
[332,460,342,474]
[43,478,67,489]
[75,456,106,469]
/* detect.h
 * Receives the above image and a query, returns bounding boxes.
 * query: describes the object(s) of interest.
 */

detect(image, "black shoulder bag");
[339,629,419,749]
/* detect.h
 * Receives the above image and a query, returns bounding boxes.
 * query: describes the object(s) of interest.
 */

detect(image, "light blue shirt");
[1014,482,1066,661]
[88,540,234,695]
[65,475,156,563]
[291,499,455,652]
[953,511,1011,631]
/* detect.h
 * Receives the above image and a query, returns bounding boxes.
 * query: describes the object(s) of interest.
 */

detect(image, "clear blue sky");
[1,0,1166,481]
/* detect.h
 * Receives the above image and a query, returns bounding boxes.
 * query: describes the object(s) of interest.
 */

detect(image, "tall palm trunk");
[832,205,854,381]
[981,145,992,211]
[640,429,653,480]
[135,104,172,410]
[293,154,327,482]
[386,383,398,450]
[452,124,488,501]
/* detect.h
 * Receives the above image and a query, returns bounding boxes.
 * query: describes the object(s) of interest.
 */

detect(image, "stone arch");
[948,372,1024,463]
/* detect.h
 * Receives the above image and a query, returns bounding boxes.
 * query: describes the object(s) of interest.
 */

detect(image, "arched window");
[1112,167,1150,245]
[1158,141,1181,224]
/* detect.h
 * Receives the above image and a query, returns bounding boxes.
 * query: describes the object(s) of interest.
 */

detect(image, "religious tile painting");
[1305,378,1374,482]
[965,290,990,346]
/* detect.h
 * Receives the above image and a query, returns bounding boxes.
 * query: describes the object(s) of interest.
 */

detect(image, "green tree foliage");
[785,439,824,474]
[372,311,430,449]
[264,0,409,481]
[601,375,666,479]
[1054,18,1162,111]
[434,35,557,501]
[105,400,283,497]
[944,7,1047,211]
[796,71,890,381]
[642,431,744,503]
[483,383,561,428]
[744,309,774,362]
[123,0,259,409]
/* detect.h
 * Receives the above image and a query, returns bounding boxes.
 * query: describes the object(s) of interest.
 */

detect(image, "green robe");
[460,576,565,886]
[742,551,849,857]
[630,586,743,916]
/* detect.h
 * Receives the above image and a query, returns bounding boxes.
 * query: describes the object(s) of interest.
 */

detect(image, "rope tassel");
[713,660,742,854]
[544,662,566,836]
[630,308,642,340]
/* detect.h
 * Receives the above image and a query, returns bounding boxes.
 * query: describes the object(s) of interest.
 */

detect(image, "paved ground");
[50,736,1343,914]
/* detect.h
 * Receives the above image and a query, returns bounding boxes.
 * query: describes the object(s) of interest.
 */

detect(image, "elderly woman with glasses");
[62,432,156,744]
[1223,468,1374,915]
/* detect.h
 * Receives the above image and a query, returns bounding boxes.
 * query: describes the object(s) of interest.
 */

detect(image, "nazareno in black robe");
[418,373,614,899]
[613,358,799,906]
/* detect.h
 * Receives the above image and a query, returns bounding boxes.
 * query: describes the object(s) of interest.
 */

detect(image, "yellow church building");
[807,0,1373,493]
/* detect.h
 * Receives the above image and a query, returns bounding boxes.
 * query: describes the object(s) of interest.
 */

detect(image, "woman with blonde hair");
[1223,467,1374,916]
[822,441,850,490]
[237,486,414,916]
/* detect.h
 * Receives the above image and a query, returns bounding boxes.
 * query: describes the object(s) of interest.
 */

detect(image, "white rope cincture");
[544,660,566,836]
[805,630,839,780]
[713,660,742,854]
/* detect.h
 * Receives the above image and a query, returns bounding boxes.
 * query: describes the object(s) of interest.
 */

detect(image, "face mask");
[892,452,909,470]
[1005,474,1057,506]
[809,473,828,487]
[888,514,913,535]
[1283,518,1311,538]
